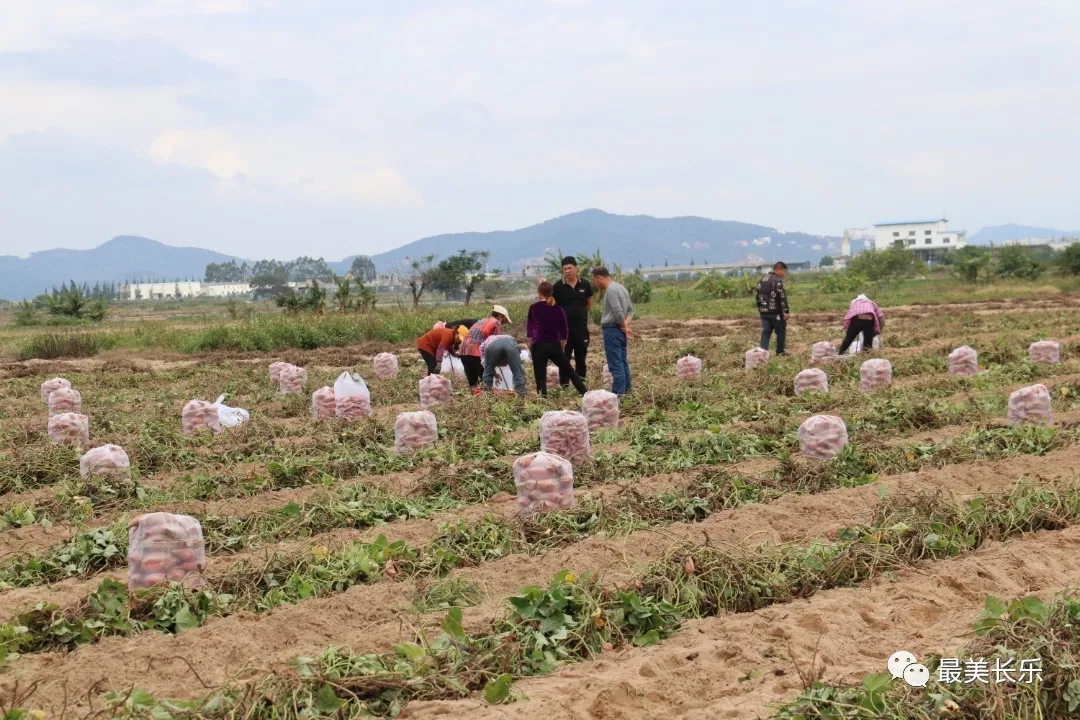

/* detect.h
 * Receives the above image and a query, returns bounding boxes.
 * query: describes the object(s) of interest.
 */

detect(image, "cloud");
[149,128,248,178]
[0,37,224,87]
[180,77,319,125]
[292,167,424,208]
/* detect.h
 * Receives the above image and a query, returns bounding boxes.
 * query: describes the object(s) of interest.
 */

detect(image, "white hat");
[492,305,511,323]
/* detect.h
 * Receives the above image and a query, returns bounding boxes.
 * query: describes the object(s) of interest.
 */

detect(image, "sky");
[1,0,1079,260]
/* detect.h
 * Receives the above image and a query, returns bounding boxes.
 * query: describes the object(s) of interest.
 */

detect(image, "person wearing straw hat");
[459,305,511,393]
[839,294,884,354]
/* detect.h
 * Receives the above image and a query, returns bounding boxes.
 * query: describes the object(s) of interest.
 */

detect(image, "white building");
[873,218,967,252]
[120,281,203,301]
[203,282,254,298]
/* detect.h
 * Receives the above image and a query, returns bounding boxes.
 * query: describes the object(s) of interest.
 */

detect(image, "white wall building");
[873,218,967,252]
[203,282,254,298]
[120,281,203,300]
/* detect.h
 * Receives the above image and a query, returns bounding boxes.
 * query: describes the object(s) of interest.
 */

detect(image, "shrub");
[17,332,114,360]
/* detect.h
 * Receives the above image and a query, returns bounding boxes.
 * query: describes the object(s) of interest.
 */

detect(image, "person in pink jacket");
[839,294,884,354]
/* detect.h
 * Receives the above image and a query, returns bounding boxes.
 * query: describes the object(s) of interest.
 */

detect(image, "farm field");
[1,296,1080,718]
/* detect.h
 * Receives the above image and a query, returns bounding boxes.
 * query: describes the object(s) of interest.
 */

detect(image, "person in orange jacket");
[416,326,461,375]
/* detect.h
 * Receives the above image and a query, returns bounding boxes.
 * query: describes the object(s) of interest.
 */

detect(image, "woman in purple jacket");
[527,281,589,396]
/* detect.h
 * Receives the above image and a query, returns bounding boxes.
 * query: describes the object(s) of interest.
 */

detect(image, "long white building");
[873,218,967,252]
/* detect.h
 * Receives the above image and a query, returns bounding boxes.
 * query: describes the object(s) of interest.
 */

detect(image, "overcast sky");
[2,0,1078,259]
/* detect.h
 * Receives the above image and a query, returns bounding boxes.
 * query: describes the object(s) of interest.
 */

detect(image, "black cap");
[561,256,577,267]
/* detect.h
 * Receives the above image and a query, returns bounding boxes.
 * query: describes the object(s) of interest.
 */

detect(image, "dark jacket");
[755,272,789,315]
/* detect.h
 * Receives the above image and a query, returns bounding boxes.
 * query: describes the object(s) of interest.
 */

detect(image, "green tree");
[694,273,738,299]
[349,255,377,283]
[481,271,507,300]
[250,269,290,300]
[622,269,652,304]
[427,250,490,304]
[286,256,332,282]
[994,245,1042,279]
[1061,242,1080,275]
[950,246,992,283]
[402,255,437,307]
[819,255,834,267]
[204,260,247,282]
[847,247,924,282]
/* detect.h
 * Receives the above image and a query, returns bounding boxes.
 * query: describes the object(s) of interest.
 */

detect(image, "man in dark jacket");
[756,261,790,355]
[552,256,593,386]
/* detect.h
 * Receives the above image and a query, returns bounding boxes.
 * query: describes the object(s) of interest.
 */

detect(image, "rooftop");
[874,218,946,227]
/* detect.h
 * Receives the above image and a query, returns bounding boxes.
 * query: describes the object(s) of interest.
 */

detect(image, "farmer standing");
[527,281,588,396]
[838,294,885,354]
[459,306,511,393]
[756,261,790,356]
[552,256,593,388]
[591,267,633,396]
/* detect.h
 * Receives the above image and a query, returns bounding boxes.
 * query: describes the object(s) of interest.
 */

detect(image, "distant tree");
[664,259,669,267]
[250,268,290,300]
[251,260,287,279]
[1061,242,1080,275]
[819,255,835,267]
[286,256,332,281]
[950,246,992,283]
[994,245,1042,279]
[427,250,490,305]
[402,255,437,307]
[622,269,652,304]
[481,271,507,300]
[847,247,924,283]
[205,259,247,283]
[349,255,377,283]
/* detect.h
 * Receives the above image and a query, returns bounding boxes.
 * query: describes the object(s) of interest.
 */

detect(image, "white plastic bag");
[493,365,516,390]
[859,359,893,392]
[441,355,467,377]
[40,377,72,403]
[213,395,250,428]
[948,346,979,377]
[849,335,883,354]
[48,387,82,417]
[582,390,619,430]
[745,348,769,369]
[602,364,613,390]
[1029,341,1061,365]
[334,371,372,419]
[182,399,221,436]
[514,452,575,514]
[48,413,89,446]
[279,365,307,394]
[79,444,131,479]
[797,415,848,460]
[520,347,532,364]
[394,411,439,454]
[539,410,591,465]
[419,374,452,409]
[677,355,703,379]
[1008,384,1052,426]
[811,341,837,364]
[127,512,206,590]
[794,368,829,396]
[312,387,336,420]
[374,353,399,380]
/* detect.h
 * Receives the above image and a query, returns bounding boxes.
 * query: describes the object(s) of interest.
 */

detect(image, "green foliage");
[994,244,1043,279]
[426,250,491,304]
[12,301,37,327]
[34,281,109,322]
[818,255,834,267]
[1060,242,1080,275]
[204,259,249,282]
[349,255,377,283]
[951,245,992,282]
[16,331,116,360]
[481,272,508,300]
[694,273,738,299]
[816,272,867,294]
[621,269,652,304]
[847,247,924,282]
[402,254,437,307]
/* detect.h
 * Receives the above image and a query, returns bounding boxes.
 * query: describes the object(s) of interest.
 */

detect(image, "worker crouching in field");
[415,326,460,375]
[528,281,588,397]
[839,294,885,354]
[459,306,511,391]
[479,334,527,398]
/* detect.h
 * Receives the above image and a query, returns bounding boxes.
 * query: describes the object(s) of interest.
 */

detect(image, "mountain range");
[1,211,1076,301]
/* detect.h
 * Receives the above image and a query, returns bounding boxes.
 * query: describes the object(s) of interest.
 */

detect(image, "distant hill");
[0,236,243,300]
[3,210,838,300]
[340,209,837,274]
[969,224,1080,245]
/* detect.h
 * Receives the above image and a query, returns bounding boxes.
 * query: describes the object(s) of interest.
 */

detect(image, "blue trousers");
[602,326,631,395]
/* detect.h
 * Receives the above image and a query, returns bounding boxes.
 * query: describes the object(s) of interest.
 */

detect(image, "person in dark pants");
[527,281,588,396]
[415,326,459,375]
[755,261,790,356]
[552,256,593,387]
[838,294,884,354]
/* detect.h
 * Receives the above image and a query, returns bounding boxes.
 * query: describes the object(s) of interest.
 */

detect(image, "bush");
[1060,243,1080,276]
[17,332,116,360]
[816,273,867,294]
[694,274,737,299]
[623,270,652,304]
[994,245,1043,280]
